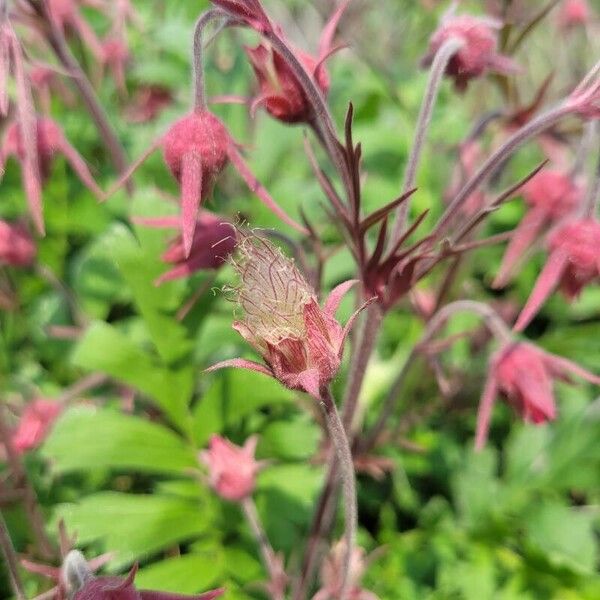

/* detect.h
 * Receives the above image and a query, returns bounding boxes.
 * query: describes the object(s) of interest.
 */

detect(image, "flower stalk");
[0,510,25,600]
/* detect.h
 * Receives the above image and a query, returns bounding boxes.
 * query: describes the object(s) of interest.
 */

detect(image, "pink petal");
[541,350,600,386]
[323,279,358,316]
[296,368,322,399]
[318,0,350,60]
[180,151,203,258]
[227,144,309,235]
[513,249,568,332]
[204,358,274,379]
[475,372,498,451]
[493,207,547,288]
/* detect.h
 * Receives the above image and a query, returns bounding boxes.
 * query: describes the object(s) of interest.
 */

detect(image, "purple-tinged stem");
[33,1,131,192]
[0,511,25,600]
[583,136,600,217]
[361,300,512,453]
[192,9,224,113]
[432,102,573,239]
[241,497,285,600]
[320,387,356,600]
[0,405,55,559]
[391,37,464,243]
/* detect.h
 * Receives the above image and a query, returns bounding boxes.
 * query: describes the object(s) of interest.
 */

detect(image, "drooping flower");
[199,435,263,501]
[206,234,367,399]
[124,85,172,123]
[558,0,592,29]
[244,2,347,124]
[493,169,583,288]
[514,218,600,330]
[312,541,378,600]
[100,35,130,96]
[0,117,104,231]
[423,15,518,91]
[12,399,62,454]
[0,220,36,266]
[107,109,307,258]
[475,342,600,449]
[134,211,235,284]
[64,556,224,600]
[210,0,273,34]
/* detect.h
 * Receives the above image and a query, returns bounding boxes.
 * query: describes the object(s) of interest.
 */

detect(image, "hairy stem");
[361,300,512,452]
[320,387,357,600]
[583,136,600,217]
[241,497,285,600]
[192,9,224,112]
[432,102,573,238]
[0,511,25,600]
[35,2,131,192]
[391,37,464,242]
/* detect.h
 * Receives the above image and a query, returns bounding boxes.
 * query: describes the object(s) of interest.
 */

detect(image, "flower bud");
[0,220,36,266]
[12,399,62,454]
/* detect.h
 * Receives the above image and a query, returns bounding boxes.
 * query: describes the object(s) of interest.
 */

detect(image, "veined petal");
[296,368,322,399]
[323,279,358,316]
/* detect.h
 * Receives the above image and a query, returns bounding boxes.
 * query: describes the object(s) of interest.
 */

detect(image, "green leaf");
[135,551,224,594]
[260,416,320,460]
[53,492,210,571]
[71,321,193,430]
[525,502,598,574]
[42,407,197,475]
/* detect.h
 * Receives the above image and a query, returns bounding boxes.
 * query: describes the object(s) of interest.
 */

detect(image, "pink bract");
[0,220,36,267]
[12,399,62,454]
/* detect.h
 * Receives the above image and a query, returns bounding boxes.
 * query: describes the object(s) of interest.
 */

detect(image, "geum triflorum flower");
[206,233,369,399]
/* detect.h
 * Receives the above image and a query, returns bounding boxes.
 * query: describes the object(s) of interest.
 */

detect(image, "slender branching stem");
[320,387,357,600]
[583,138,600,217]
[33,1,131,191]
[192,9,224,112]
[361,300,512,452]
[0,405,55,559]
[241,497,285,600]
[0,511,25,600]
[391,37,464,242]
[432,102,573,239]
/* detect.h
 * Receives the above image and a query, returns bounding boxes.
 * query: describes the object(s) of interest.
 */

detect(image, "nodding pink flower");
[514,218,600,331]
[134,211,235,284]
[0,220,36,267]
[210,0,273,34]
[109,109,307,259]
[475,342,600,449]
[244,1,346,124]
[493,170,583,288]
[0,117,103,231]
[423,15,518,91]
[12,399,62,454]
[69,561,224,600]
[312,541,378,600]
[47,0,105,61]
[206,235,367,399]
[100,35,130,96]
[558,0,592,29]
[199,435,263,501]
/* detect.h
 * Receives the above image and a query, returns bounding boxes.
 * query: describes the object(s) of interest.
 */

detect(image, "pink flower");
[494,170,583,288]
[0,220,36,266]
[210,0,273,34]
[134,211,235,284]
[109,109,307,258]
[423,15,518,91]
[199,435,262,501]
[12,399,62,454]
[244,2,347,124]
[312,541,378,600]
[100,35,130,95]
[514,218,600,330]
[70,561,223,600]
[206,235,367,399]
[1,117,103,232]
[475,342,600,449]
[558,0,592,29]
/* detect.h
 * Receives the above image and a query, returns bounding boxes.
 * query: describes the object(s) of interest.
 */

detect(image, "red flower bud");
[558,0,592,29]
[423,15,518,91]
[0,220,36,267]
[12,399,62,454]
[200,435,262,501]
